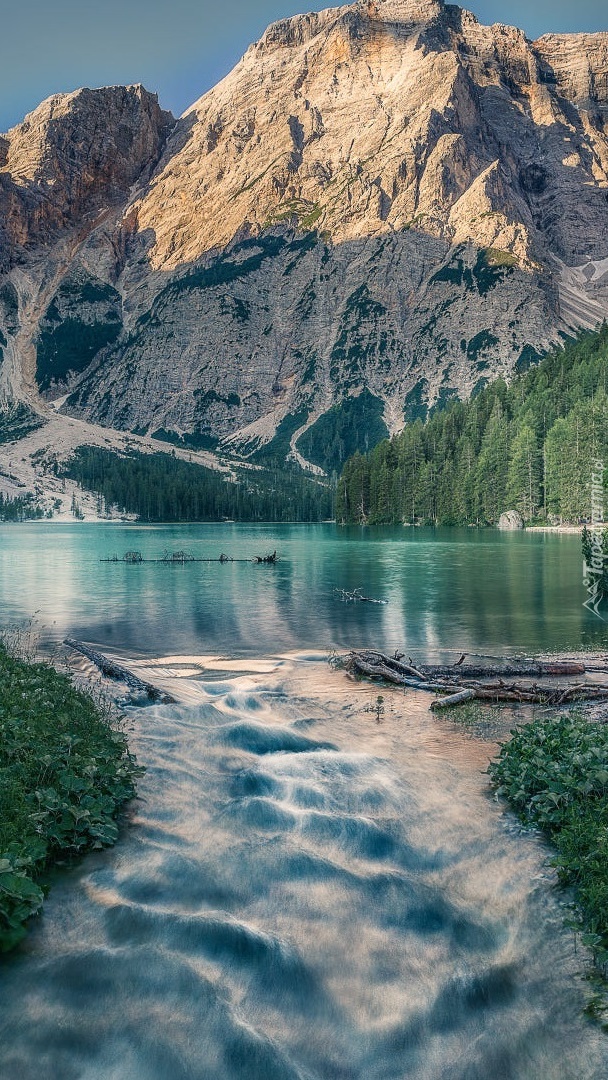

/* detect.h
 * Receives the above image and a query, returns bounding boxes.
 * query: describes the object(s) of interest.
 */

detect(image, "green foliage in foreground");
[0,645,141,952]
[338,326,608,525]
[62,446,334,522]
[489,713,608,984]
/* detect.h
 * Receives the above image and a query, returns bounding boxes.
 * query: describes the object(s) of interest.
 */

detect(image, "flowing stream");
[1,524,607,1078]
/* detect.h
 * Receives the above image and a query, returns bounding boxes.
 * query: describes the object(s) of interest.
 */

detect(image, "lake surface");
[1,523,608,1079]
[0,523,605,657]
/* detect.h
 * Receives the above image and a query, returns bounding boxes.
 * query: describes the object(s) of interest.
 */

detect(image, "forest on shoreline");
[337,327,608,527]
[60,448,335,523]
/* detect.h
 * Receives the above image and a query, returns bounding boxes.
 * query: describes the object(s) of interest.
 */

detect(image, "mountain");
[1,0,608,475]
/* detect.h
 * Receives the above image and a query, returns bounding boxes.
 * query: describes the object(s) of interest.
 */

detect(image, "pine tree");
[475,400,509,523]
[506,422,542,522]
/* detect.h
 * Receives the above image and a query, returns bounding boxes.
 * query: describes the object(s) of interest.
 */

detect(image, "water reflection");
[0,523,605,657]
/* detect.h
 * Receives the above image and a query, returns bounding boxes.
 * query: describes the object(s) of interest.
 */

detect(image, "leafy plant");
[365,695,385,723]
[489,712,608,1013]
[0,856,45,951]
[0,643,142,952]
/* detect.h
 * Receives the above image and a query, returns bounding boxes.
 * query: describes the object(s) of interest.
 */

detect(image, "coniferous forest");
[62,447,334,523]
[4,328,608,527]
[337,327,608,526]
[0,493,46,522]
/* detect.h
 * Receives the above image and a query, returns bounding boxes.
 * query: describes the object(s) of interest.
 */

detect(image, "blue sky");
[1,0,606,133]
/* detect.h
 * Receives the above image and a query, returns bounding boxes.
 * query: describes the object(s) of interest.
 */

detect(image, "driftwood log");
[350,650,586,680]
[255,551,278,564]
[334,588,388,605]
[64,639,176,704]
[430,689,477,710]
[344,650,608,710]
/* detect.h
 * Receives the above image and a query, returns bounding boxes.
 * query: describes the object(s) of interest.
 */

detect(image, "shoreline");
[1,518,604,530]
[525,525,606,534]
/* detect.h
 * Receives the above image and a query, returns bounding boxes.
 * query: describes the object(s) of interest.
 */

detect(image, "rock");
[1,1,608,469]
[498,511,524,531]
[0,85,173,259]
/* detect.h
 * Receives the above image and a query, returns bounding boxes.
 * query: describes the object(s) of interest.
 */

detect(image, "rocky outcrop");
[498,510,524,530]
[64,230,553,461]
[0,86,173,404]
[128,0,608,276]
[2,0,608,471]
[0,85,172,261]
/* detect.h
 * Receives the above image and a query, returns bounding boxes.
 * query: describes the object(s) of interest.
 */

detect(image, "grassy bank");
[0,644,141,952]
[488,711,608,1019]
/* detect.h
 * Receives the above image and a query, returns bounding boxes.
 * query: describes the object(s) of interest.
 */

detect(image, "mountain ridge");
[1,0,608,480]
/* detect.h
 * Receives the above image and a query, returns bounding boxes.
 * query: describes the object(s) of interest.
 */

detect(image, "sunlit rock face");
[0,85,172,259]
[2,2,608,467]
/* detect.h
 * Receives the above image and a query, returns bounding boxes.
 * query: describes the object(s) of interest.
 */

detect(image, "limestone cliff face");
[2,0,608,471]
[0,86,173,403]
[130,0,608,275]
[1,85,172,259]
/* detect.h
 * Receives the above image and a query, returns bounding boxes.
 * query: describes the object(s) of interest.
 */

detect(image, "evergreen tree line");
[0,493,46,522]
[63,448,334,523]
[337,327,608,526]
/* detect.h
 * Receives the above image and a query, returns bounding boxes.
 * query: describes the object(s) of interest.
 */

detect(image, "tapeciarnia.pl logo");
[583,458,606,619]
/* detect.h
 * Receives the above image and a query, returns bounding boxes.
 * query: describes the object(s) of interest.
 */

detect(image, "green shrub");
[489,713,608,988]
[0,644,142,951]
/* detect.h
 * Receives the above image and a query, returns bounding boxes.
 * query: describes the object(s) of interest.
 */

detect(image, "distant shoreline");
[525,525,607,534]
[0,518,605,531]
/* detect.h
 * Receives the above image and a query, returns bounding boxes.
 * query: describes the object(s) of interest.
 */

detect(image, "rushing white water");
[1,654,607,1079]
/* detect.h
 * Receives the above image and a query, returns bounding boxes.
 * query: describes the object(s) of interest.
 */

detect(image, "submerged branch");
[64,639,176,704]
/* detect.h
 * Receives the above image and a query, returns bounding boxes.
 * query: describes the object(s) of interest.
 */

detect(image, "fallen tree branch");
[351,651,431,682]
[334,589,387,604]
[347,650,585,682]
[344,650,608,709]
[431,689,476,711]
[345,655,454,691]
[64,639,176,704]
[423,661,586,679]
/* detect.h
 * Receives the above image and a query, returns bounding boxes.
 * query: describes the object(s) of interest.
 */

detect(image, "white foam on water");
[1,656,607,1079]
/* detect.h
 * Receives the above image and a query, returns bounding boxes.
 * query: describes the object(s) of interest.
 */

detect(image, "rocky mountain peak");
[0,85,173,263]
[357,0,444,22]
[132,0,551,272]
[2,1,608,475]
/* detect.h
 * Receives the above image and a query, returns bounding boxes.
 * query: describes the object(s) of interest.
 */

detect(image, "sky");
[1,0,606,133]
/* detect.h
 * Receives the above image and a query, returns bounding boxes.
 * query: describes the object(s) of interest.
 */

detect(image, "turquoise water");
[2,523,608,1079]
[0,523,605,657]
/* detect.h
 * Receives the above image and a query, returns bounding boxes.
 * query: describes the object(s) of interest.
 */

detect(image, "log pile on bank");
[343,651,608,710]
